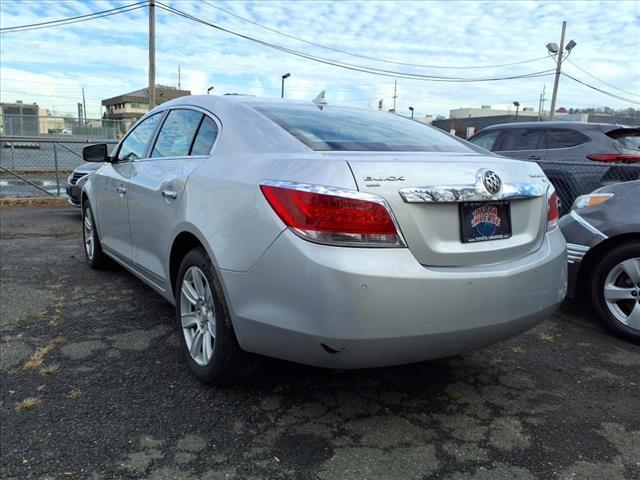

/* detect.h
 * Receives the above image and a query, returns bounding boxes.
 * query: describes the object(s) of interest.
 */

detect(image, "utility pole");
[178,65,181,90]
[148,0,156,109]
[549,21,566,120]
[82,87,87,125]
[538,84,546,121]
[392,80,398,113]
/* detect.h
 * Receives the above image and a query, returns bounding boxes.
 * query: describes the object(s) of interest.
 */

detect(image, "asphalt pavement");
[1,207,639,480]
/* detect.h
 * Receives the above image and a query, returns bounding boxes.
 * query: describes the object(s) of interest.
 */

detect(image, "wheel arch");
[575,233,640,300]
[168,224,220,298]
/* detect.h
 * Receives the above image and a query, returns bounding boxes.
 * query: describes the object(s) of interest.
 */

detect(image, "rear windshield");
[607,128,640,151]
[251,103,473,152]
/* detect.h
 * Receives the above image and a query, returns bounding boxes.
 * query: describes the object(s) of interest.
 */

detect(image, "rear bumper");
[220,229,567,368]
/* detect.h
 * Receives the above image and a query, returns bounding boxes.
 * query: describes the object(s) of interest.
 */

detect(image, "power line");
[0,88,104,101]
[156,3,555,83]
[0,1,148,34]
[565,59,640,98]
[561,72,640,105]
[200,0,550,71]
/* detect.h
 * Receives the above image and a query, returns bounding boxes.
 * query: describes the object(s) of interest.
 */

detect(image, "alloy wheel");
[180,266,216,366]
[603,257,640,331]
[84,209,94,260]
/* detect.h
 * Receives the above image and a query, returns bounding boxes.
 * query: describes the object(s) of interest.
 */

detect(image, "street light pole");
[281,73,291,98]
[513,101,520,121]
[409,106,414,119]
[549,21,566,120]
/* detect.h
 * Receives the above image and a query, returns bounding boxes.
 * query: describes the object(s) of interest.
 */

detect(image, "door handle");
[115,186,127,195]
[529,155,541,160]
[162,190,178,200]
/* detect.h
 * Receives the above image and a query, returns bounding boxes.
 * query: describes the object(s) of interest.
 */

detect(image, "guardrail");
[0,136,118,198]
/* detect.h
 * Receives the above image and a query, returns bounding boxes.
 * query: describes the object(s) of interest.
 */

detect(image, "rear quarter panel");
[181,153,357,272]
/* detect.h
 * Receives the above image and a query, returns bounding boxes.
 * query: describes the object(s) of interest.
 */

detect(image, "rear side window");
[251,104,472,152]
[497,128,545,151]
[469,130,500,151]
[190,117,219,155]
[545,128,590,149]
[118,113,161,161]
[152,110,203,158]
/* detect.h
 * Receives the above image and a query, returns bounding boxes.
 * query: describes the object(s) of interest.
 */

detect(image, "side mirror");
[83,143,109,162]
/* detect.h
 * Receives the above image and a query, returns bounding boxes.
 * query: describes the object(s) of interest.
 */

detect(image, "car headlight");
[571,193,614,211]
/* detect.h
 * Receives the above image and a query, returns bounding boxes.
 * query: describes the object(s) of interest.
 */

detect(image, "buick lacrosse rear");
[81,95,567,383]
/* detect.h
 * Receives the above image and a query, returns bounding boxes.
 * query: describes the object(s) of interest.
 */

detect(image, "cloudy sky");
[1,0,638,119]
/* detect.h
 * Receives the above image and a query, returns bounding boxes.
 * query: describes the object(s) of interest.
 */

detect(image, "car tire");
[174,247,242,384]
[82,202,110,269]
[590,242,640,343]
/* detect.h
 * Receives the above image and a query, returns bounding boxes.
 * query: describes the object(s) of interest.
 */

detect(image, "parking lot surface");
[1,206,639,480]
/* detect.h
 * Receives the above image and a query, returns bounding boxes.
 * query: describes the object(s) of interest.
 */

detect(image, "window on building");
[190,117,218,155]
[497,128,545,151]
[117,113,161,161]
[151,109,203,158]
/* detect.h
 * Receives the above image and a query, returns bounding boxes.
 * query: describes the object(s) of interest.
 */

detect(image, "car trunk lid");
[342,152,551,267]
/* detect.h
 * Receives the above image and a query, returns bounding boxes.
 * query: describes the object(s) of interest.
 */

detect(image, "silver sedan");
[80,95,567,383]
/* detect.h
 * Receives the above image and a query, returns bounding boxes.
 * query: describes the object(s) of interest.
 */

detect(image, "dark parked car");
[66,162,101,207]
[559,180,639,342]
[468,122,640,214]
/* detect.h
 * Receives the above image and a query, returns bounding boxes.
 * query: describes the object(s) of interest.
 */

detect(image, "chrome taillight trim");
[260,179,407,248]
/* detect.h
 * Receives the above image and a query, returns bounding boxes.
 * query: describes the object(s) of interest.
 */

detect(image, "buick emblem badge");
[482,170,502,194]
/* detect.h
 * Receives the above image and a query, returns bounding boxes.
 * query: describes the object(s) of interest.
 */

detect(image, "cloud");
[1,0,638,119]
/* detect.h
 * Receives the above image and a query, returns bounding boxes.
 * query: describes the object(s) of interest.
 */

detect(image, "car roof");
[160,94,334,110]
[480,121,634,131]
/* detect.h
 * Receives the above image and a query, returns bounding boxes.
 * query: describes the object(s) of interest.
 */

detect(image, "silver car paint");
[221,228,566,368]
[84,95,567,368]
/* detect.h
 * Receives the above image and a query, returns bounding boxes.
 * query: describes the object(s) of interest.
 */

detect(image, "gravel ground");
[1,206,639,480]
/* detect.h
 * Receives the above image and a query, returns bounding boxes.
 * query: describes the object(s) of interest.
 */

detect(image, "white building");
[449,105,538,119]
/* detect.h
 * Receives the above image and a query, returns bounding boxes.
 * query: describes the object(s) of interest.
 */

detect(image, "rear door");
[543,127,591,162]
[94,113,162,260]
[127,108,219,286]
[494,127,547,162]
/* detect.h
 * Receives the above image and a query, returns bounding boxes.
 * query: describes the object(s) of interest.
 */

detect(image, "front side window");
[117,113,161,161]
[497,128,545,151]
[251,103,473,152]
[545,128,590,149]
[469,130,501,151]
[190,117,219,155]
[152,110,203,158]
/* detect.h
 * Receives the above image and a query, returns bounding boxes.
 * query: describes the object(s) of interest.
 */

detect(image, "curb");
[0,197,72,208]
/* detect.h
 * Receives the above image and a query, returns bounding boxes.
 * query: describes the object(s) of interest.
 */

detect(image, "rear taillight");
[260,181,405,247]
[547,191,559,231]
[587,154,640,163]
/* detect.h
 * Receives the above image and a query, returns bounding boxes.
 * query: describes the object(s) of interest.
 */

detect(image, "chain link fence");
[538,160,640,215]
[0,114,125,139]
[0,136,118,198]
